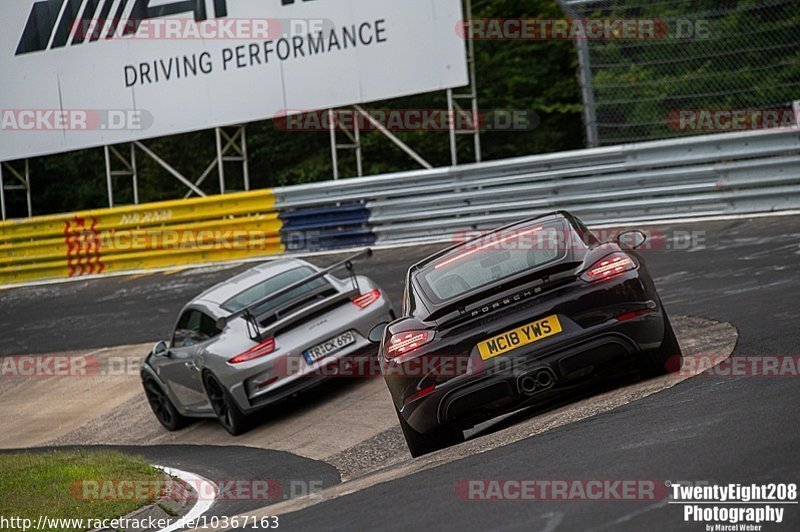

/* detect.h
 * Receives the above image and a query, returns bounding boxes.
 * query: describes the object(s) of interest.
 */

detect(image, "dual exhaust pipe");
[517,368,556,395]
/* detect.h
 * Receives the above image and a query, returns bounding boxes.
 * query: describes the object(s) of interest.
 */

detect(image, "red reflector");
[581,252,636,283]
[353,289,381,309]
[616,308,654,322]
[403,384,436,406]
[386,330,434,359]
[229,338,276,364]
[257,376,280,389]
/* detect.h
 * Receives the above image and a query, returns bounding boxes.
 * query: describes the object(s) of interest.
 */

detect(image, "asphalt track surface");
[2,214,800,531]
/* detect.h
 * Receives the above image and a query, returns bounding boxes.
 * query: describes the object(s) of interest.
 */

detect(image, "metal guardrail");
[0,191,284,285]
[3,128,800,285]
[274,128,800,243]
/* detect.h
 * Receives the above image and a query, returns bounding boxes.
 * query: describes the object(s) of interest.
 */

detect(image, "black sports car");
[368,212,682,457]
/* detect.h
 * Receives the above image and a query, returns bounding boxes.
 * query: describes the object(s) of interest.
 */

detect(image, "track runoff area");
[1,213,799,530]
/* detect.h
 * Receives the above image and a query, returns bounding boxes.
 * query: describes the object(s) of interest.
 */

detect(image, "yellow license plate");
[477,315,563,360]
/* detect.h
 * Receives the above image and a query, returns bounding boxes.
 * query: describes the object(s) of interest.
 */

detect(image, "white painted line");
[153,465,217,532]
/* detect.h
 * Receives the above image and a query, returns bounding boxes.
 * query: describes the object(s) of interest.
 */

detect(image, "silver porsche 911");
[140,250,394,435]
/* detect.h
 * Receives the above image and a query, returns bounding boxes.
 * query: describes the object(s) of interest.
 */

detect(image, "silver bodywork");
[141,258,394,417]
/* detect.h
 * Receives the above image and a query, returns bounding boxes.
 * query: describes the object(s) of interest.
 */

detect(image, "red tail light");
[386,330,434,359]
[229,338,276,364]
[353,289,381,309]
[581,252,636,283]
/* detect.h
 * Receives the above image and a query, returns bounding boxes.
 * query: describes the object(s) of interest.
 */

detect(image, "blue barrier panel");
[279,203,375,251]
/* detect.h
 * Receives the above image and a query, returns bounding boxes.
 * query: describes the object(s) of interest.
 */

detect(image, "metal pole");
[354,113,363,177]
[354,105,433,169]
[24,159,32,217]
[556,0,599,148]
[447,89,458,166]
[216,127,225,194]
[329,109,339,180]
[135,141,206,197]
[104,145,114,207]
[130,143,139,204]
[241,126,251,190]
[465,0,482,162]
[0,163,6,221]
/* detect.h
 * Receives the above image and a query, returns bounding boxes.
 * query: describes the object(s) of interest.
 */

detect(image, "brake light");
[229,338,276,364]
[581,252,636,283]
[434,226,543,270]
[386,330,434,359]
[353,289,381,309]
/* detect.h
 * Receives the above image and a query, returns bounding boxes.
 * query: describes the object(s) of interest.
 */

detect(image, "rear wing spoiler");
[216,248,373,340]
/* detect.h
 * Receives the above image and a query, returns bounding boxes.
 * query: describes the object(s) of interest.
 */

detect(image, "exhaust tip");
[518,375,538,394]
[517,368,556,396]
[535,369,554,389]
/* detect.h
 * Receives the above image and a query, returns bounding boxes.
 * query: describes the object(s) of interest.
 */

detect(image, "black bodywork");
[377,212,682,457]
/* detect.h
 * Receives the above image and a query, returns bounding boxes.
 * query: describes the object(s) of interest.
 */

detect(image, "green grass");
[0,450,164,532]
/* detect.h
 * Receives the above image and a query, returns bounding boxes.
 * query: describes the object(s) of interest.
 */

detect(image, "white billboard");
[0,0,468,161]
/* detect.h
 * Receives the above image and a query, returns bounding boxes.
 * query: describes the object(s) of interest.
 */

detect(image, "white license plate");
[303,331,356,364]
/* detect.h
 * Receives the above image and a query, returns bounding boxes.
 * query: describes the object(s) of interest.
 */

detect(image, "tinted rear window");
[221,267,329,315]
[417,221,570,302]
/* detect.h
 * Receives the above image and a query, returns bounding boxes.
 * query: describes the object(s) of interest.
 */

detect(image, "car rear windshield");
[417,221,570,303]
[221,266,329,316]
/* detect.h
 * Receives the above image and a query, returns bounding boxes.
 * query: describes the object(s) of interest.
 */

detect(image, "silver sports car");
[140,250,394,435]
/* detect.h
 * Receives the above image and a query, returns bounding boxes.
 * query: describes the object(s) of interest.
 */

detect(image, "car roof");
[191,258,317,309]
[411,211,572,272]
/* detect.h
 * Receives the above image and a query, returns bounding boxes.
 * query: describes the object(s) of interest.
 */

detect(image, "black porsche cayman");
[369,211,682,457]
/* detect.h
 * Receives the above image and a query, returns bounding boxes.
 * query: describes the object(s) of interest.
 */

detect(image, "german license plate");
[477,315,562,361]
[303,331,356,364]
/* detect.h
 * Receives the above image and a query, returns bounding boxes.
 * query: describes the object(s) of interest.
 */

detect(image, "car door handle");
[184,360,200,372]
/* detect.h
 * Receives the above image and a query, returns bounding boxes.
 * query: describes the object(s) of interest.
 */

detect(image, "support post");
[467,0,482,162]
[0,163,6,221]
[216,127,226,194]
[448,89,458,166]
[131,143,139,204]
[24,159,32,217]
[0,160,33,219]
[354,105,433,169]
[447,0,482,166]
[329,109,339,180]
[354,115,363,177]
[557,0,599,148]
[135,141,206,197]
[104,145,114,208]
[241,126,251,190]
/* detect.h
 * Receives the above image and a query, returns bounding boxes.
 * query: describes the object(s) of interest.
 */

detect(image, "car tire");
[638,313,683,378]
[142,377,192,431]
[203,373,250,436]
[395,404,464,458]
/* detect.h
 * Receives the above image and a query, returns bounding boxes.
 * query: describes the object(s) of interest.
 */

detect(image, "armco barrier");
[279,203,376,252]
[0,190,284,285]
[273,128,800,243]
[3,128,800,285]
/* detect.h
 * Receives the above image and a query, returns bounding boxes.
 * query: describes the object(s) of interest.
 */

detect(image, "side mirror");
[616,230,647,250]
[152,340,170,357]
[368,322,389,344]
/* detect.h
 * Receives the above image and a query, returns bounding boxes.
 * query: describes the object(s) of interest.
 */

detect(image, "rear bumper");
[394,313,661,434]
[227,300,395,414]
[243,344,378,410]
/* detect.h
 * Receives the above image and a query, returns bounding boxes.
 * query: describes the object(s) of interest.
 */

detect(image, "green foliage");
[0,450,164,532]
[584,0,800,143]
